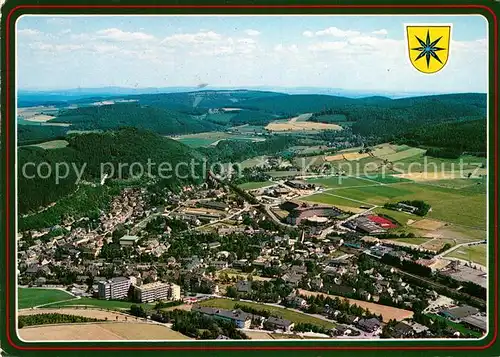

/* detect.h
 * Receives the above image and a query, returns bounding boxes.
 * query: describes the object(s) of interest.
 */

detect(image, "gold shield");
[406,25,451,74]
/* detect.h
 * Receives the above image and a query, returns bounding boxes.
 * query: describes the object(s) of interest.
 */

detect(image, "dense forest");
[229,110,277,126]
[18,128,204,215]
[394,118,486,155]
[18,313,103,328]
[18,125,69,145]
[50,103,222,135]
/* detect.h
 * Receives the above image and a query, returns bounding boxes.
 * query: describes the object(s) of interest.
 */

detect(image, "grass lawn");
[425,314,482,338]
[306,176,372,189]
[446,244,487,266]
[19,288,74,309]
[238,181,276,190]
[41,297,154,311]
[385,237,431,245]
[198,298,335,329]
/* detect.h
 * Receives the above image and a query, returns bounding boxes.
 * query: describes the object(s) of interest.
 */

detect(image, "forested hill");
[50,103,222,135]
[27,90,487,147]
[18,128,204,214]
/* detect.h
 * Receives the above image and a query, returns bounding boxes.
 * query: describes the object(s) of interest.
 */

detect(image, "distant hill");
[50,102,222,135]
[22,90,487,154]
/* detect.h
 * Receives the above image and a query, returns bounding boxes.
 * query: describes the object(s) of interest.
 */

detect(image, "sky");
[17,15,488,93]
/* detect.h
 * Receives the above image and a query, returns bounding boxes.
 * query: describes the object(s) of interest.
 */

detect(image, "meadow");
[19,288,75,309]
[300,181,486,228]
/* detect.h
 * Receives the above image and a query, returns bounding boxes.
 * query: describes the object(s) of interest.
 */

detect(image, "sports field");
[19,288,75,309]
[198,298,336,329]
[445,244,487,267]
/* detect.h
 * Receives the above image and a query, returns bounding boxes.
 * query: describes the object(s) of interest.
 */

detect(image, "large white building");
[98,277,131,300]
[133,282,181,303]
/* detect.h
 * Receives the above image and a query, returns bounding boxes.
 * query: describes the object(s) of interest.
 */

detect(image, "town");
[18,166,487,341]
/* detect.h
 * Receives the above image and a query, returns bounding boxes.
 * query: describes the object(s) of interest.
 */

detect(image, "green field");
[373,207,423,226]
[445,244,487,266]
[238,181,276,190]
[393,154,487,173]
[358,174,413,184]
[377,148,426,162]
[19,288,74,309]
[421,178,487,194]
[307,176,372,189]
[205,112,236,124]
[175,131,262,148]
[198,298,335,329]
[302,182,485,228]
[177,137,219,147]
[41,297,154,311]
[303,192,374,211]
